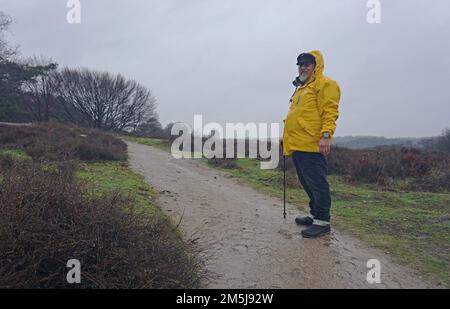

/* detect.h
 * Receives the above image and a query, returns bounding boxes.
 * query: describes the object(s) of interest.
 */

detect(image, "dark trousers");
[292,151,331,222]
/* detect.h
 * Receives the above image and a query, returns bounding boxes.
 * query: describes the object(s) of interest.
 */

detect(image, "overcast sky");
[1,0,449,137]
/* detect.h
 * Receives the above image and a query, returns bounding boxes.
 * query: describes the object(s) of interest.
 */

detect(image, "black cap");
[296,53,316,65]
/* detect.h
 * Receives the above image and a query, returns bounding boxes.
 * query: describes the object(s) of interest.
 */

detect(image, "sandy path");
[126,141,436,289]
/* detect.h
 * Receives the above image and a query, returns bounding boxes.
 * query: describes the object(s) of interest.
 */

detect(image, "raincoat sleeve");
[317,80,341,136]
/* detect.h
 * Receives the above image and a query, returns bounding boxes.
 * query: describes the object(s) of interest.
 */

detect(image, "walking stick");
[283,154,286,219]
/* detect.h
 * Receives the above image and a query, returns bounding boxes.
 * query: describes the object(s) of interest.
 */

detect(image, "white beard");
[299,73,309,82]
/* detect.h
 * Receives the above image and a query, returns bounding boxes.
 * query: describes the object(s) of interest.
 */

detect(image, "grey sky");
[1,0,449,137]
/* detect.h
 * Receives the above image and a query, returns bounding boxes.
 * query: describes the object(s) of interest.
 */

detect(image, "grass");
[76,161,162,218]
[128,136,450,287]
[0,148,31,161]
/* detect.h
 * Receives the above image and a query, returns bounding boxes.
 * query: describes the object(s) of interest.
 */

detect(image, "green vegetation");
[0,148,31,161]
[77,161,160,217]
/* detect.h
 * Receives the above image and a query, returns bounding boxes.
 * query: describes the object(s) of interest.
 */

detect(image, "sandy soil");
[126,141,438,289]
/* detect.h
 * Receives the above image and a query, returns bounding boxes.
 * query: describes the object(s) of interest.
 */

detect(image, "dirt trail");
[126,141,436,289]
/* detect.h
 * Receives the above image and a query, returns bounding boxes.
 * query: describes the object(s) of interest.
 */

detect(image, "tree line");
[0,12,166,136]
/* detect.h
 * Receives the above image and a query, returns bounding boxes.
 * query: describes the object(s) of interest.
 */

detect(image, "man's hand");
[319,138,331,156]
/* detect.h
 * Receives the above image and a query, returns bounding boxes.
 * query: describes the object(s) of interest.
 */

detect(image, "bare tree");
[55,68,157,131]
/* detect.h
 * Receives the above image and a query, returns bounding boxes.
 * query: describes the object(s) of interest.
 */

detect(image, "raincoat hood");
[309,50,324,77]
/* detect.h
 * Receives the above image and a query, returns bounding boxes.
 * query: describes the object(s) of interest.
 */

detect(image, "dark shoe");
[295,216,314,226]
[301,224,331,238]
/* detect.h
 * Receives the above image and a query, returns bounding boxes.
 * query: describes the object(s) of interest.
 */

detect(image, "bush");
[0,160,204,288]
[0,122,127,162]
[425,128,450,154]
[327,145,450,192]
[207,157,238,169]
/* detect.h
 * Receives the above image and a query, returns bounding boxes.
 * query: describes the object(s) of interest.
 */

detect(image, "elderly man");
[283,50,341,238]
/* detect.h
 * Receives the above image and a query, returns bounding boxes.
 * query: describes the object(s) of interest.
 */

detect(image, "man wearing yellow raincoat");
[283,51,341,238]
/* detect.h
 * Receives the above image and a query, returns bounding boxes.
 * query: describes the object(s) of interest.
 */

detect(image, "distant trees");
[134,119,175,139]
[135,115,163,135]
[0,11,161,133]
[20,56,59,122]
[0,57,56,123]
[435,128,450,153]
[418,128,450,154]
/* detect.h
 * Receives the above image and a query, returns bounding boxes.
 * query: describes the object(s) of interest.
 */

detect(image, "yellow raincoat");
[283,50,341,155]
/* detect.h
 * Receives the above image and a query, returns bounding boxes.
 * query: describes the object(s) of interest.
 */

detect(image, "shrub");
[0,122,127,162]
[0,160,204,288]
[327,145,450,192]
[207,157,238,169]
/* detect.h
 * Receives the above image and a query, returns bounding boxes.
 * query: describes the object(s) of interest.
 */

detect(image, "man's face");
[298,62,315,82]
